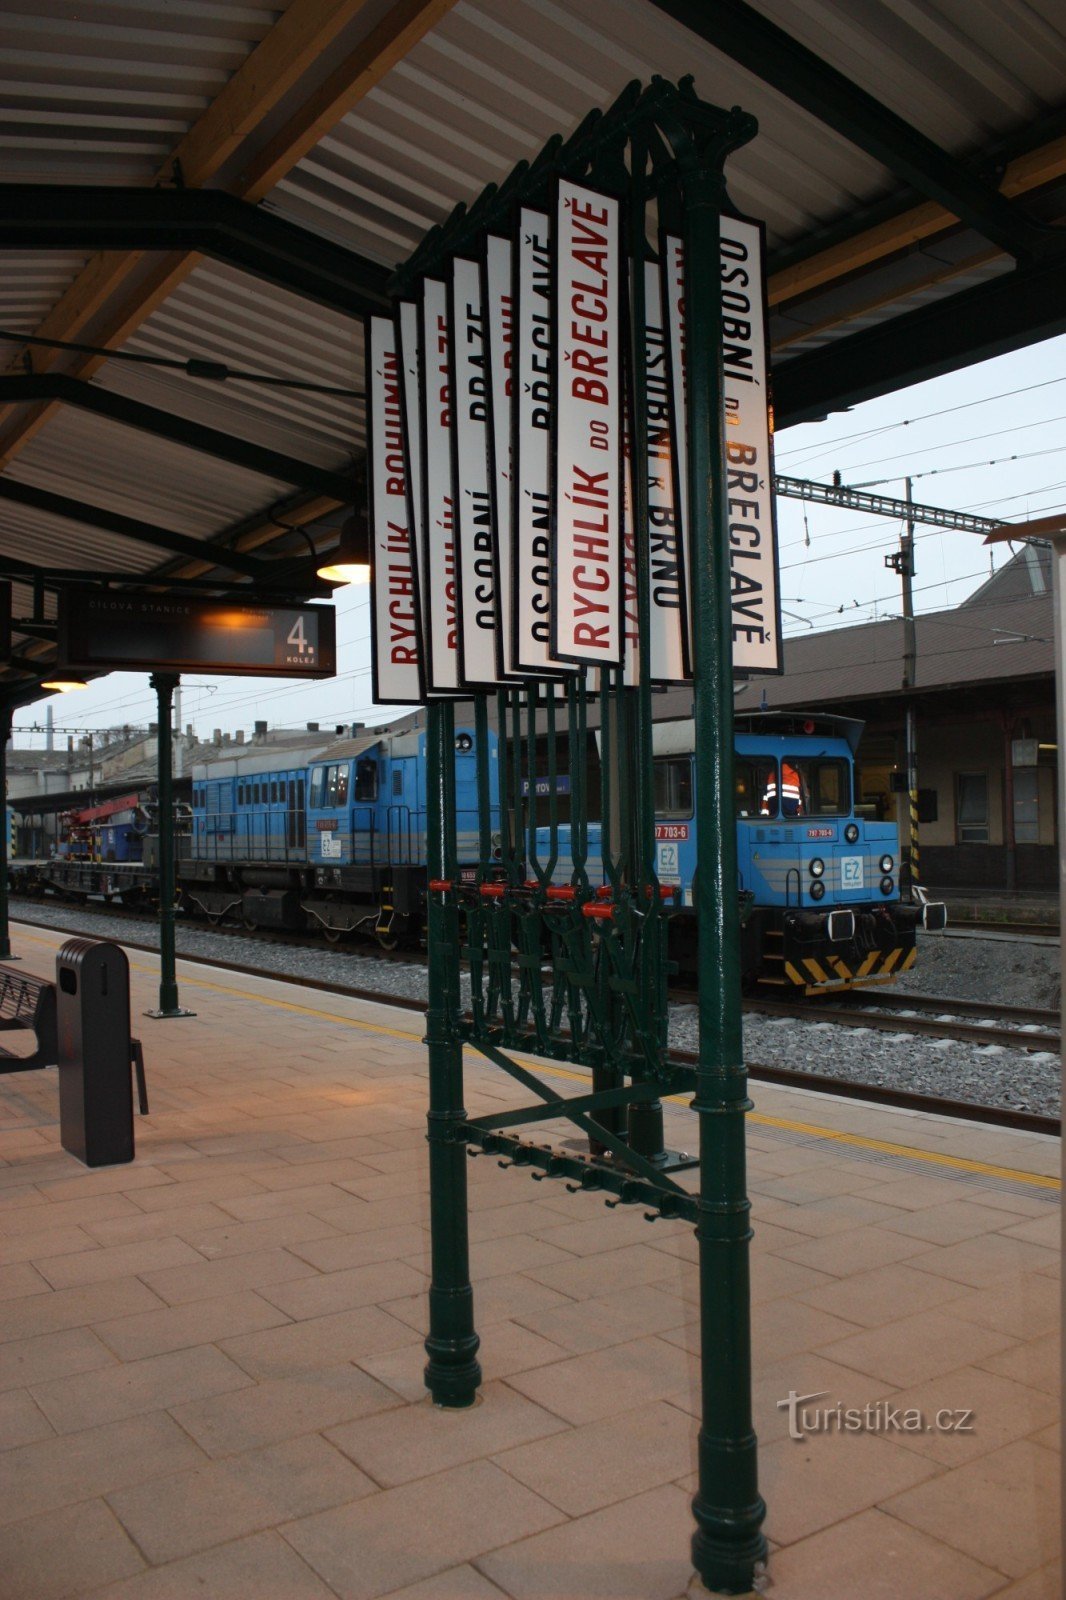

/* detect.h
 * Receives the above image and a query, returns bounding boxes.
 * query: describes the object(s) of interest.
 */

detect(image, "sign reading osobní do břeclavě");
[58,588,336,677]
[366,183,781,699]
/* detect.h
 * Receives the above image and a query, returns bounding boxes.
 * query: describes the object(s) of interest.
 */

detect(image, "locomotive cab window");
[354,756,377,802]
[654,757,693,819]
[774,757,850,818]
[309,766,326,808]
[736,758,778,818]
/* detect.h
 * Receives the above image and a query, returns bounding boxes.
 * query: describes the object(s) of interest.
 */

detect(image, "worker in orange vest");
[762,761,804,817]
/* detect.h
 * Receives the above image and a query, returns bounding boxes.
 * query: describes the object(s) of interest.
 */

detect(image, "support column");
[0,705,15,962]
[145,673,194,1019]
[424,697,481,1407]
[684,165,766,1594]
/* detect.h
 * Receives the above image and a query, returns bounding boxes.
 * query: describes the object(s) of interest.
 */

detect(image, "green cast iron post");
[0,705,13,961]
[424,696,482,1406]
[683,156,767,1591]
[146,672,193,1019]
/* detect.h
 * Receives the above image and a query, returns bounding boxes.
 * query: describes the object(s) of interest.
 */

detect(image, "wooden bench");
[0,966,58,1071]
[0,965,148,1111]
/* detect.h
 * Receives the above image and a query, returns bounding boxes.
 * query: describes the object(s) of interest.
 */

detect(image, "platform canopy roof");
[2,0,1066,701]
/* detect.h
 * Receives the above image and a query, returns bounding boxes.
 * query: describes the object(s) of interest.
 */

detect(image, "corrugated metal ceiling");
[1,0,1065,691]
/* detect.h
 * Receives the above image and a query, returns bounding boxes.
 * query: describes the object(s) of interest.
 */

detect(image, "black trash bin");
[56,938,133,1167]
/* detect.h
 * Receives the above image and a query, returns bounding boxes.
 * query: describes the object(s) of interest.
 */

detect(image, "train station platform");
[0,922,1059,1600]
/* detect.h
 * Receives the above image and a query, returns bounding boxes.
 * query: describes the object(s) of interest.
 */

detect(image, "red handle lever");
[428,880,452,892]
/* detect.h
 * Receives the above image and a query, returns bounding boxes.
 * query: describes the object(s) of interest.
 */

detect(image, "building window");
[1014,768,1039,844]
[956,772,989,843]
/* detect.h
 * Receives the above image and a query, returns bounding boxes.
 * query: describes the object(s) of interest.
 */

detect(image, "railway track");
[9,901,1060,1139]
[745,994,1061,1055]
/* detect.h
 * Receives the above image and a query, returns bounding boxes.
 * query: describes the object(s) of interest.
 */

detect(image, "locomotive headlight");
[880,876,894,895]
[808,857,825,878]
[879,853,894,874]
[809,880,826,901]
[844,823,859,844]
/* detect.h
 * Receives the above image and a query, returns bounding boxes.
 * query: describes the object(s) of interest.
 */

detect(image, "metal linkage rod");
[774,474,1006,536]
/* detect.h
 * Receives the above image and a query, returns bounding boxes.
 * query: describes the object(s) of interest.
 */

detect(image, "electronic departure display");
[58,589,337,678]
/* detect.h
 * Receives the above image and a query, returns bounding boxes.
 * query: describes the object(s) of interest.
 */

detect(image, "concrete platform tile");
[0,1411,206,1527]
[665,1296,863,1368]
[505,1334,694,1425]
[282,1458,564,1600]
[759,1427,939,1546]
[93,1289,291,1362]
[290,1223,428,1274]
[172,1362,400,1456]
[0,1223,99,1266]
[140,1245,318,1305]
[328,1380,565,1487]
[175,1211,342,1260]
[0,1276,164,1343]
[875,1363,1059,1465]
[31,1341,251,1434]
[468,1199,586,1244]
[775,1224,932,1278]
[746,1251,835,1307]
[37,1234,204,1290]
[81,1528,338,1600]
[0,1261,49,1301]
[942,1273,1061,1340]
[261,1258,428,1321]
[755,1194,909,1239]
[83,1200,237,1245]
[525,1243,683,1302]
[212,1183,359,1221]
[476,1481,694,1600]
[793,1260,969,1327]
[883,1438,1061,1578]
[357,1320,568,1404]
[0,1324,114,1392]
[531,1210,687,1258]
[0,1496,145,1600]
[108,1433,376,1564]
[514,1281,692,1356]
[368,1564,512,1599]
[493,1397,695,1515]
[0,1389,52,1450]
[872,1199,1011,1246]
[221,1303,416,1379]
[124,1173,271,1211]
[978,1330,1061,1396]
[763,1507,1006,1600]
[852,1174,989,1211]
[38,1166,175,1202]
[906,1234,1060,1290]
[983,1563,1062,1599]
[999,1211,1062,1249]
[818,1308,1015,1388]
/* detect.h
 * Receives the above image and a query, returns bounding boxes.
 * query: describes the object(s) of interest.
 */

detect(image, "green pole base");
[144,1007,196,1019]
[424,1342,482,1409]
[691,1499,767,1596]
[0,950,19,962]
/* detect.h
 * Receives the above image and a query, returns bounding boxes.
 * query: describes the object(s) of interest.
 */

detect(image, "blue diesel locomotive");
[181,728,494,944]
[653,713,945,991]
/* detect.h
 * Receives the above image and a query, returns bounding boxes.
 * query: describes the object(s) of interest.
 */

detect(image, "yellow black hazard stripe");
[784,944,917,994]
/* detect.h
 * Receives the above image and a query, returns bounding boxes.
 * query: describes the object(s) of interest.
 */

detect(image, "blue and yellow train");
[15,711,943,990]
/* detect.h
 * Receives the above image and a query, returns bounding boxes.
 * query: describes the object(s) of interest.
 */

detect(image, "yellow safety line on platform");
[14,928,1060,1192]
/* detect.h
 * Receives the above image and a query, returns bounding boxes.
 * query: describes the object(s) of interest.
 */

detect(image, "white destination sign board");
[662,218,781,674]
[396,299,429,670]
[367,314,423,704]
[551,180,623,666]
[452,255,509,688]
[483,235,519,678]
[643,260,689,682]
[419,278,461,694]
[513,207,568,677]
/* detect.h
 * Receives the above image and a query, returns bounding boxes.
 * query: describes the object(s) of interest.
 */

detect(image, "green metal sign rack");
[391,77,768,1594]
